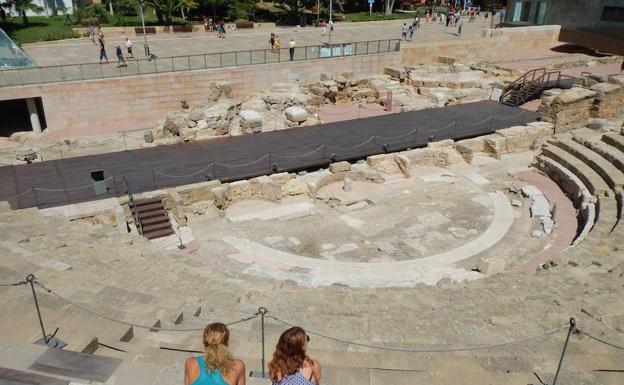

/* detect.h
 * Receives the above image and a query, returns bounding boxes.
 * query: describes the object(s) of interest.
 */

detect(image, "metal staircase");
[500,68,574,107]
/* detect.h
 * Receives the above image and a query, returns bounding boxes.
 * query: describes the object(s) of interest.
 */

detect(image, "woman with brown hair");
[268,326,321,385]
[184,323,246,385]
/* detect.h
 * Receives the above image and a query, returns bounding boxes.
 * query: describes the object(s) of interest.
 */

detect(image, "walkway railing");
[2,274,623,384]
[0,39,401,87]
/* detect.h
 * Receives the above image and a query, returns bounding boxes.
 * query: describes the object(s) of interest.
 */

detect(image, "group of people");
[320,19,334,35]
[89,25,134,66]
[184,323,320,385]
[203,16,229,38]
[269,33,297,61]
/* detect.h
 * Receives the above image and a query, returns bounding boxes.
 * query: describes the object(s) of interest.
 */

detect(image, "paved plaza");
[24,18,493,66]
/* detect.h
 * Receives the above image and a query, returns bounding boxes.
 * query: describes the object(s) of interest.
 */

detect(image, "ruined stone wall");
[538,88,597,134]
[0,53,402,137]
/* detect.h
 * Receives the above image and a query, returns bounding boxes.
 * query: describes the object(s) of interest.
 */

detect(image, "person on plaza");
[115,45,126,66]
[408,25,414,41]
[329,19,334,33]
[209,18,214,31]
[88,24,95,44]
[288,38,296,61]
[203,16,208,31]
[401,23,408,40]
[499,8,506,24]
[125,37,133,58]
[269,33,276,52]
[321,19,327,35]
[98,36,108,63]
[184,323,246,385]
[446,14,451,27]
[97,26,104,40]
[269,327,321,385]
[274,35,281,56]
[425,10,430,23]
[220,20,226,38]
[216,20,222,38]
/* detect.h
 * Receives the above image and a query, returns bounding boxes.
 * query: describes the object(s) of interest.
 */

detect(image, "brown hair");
[268,327,317,383]
[203,323,234,376]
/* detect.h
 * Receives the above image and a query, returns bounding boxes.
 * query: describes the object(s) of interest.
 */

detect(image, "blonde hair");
[203,323,234,376]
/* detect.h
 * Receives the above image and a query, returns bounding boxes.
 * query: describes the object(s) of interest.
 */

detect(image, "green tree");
[145,0,182,24]
[1,0,43,25]
[275,0,314,22]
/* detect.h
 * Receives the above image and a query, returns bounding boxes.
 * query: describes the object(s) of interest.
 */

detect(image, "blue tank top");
[191,356,230,385]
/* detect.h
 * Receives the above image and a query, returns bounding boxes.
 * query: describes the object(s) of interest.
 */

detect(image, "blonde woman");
[184,323,246,385]
[268,326,321,385]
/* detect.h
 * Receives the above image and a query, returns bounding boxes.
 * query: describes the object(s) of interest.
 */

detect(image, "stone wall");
[0,53,401,137]
[590,82,624,119]
[538,88,597,134]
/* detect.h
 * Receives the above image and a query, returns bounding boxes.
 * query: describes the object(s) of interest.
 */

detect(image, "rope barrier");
[375,127,419,141]
[579,331,624,352]
[33,280,259,332]
[325,136,376,151]
[215,154,270,169]
[1,188,34,201]
[421,121,456,133]
[492,110,526,121]
[0,280,28,287]
[33,177,114,193]
[153,163,215,178]
[467,116,495,128]
[267,314,565,353]
[272,145,325,160]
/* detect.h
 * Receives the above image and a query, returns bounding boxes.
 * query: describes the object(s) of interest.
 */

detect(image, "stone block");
[285,106,308,123]
[384,66,406,80]
[177,180,222,203]
[320,72,333,81]
[225,180,251,201]
[239,110,263,133]
[366,154,402,174]
[329,161,351,173]
[484,134,506,159]
[269,172,294,185]
[250,175,282,201]
[477,257,506,277]
[212,186,227,209]
[282,178,310,196]
[427,139,454,149]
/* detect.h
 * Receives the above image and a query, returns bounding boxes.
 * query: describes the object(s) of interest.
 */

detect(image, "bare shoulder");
[185,356,198,369]
[232,359,246,372]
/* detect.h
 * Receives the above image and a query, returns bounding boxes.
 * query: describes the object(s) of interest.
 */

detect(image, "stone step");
[579,137,624,175]
[553,138,624,191]
[533,156,596,245]
[541,144,611,197]
[602,133,624,153]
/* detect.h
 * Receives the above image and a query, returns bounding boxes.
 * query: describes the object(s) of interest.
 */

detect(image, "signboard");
[490,87,503,102]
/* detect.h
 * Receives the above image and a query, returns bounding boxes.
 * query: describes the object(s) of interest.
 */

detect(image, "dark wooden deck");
[0,101,538,209]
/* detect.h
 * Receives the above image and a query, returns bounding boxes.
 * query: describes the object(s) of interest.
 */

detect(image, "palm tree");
[1,0,44,25]
[145,0,182,25]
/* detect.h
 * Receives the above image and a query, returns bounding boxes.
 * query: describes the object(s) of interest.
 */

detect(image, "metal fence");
[0,39,401,87]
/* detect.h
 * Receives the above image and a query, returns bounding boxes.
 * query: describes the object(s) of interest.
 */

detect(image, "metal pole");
[26,274,48,344]
[139,0,150,58]
[553,318,576,385]
[258,307,268,378]
[122,133,127,151]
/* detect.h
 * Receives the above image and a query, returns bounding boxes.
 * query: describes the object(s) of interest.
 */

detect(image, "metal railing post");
[80,64,85,80]
[204,54,207,69]
[552,318,576,385]
[187,55,191,70]
[26,274,48,344]
[258,307,268,378]
[171,57,175,72]
[219,53,223,67]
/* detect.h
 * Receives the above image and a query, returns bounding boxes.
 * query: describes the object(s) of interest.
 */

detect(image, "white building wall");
[19,0,75,16]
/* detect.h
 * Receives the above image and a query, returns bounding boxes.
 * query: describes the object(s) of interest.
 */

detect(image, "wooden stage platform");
[0,101,538,209]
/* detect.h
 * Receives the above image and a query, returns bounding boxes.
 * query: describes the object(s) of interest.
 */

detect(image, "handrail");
[0,39,401,87]
[501,68,546,101]
[122,177,143,235]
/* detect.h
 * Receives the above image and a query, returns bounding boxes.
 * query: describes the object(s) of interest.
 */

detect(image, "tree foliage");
[1,0,43,25]
[275,0,315,22]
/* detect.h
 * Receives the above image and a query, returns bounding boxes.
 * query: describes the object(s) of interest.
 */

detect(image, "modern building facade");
[3,0,74,17]
[505,0,624,55]
[505,0,624,28]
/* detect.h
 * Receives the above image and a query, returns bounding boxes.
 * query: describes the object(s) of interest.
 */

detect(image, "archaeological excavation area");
[0,27,623,385]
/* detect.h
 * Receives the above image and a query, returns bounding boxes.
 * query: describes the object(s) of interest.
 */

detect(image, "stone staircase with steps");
[534,128,624,264]
[129,197,174,240]
[500,68,574,107]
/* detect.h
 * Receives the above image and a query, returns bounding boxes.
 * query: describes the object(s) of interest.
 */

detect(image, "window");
[601,6,624,22]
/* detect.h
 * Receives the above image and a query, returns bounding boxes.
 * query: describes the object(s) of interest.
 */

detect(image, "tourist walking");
[289,38,296,61]
[88,24,95,44]
[269,327,321,385]
[274,35,281,57]
[269,33,276,52]
[125,37,133,58]
[115,45,126,66]
[184,323,246,385]
[203,16,208,31]
[401,23,408,40]
[321,20,327,35]
[408,25,414,41]
[98,36,108,63]
[329,19,334,32]
[220,20,226,38]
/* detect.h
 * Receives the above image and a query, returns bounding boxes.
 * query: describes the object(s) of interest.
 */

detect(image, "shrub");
[74,4,108,25]
[41,31,81,41]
